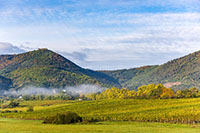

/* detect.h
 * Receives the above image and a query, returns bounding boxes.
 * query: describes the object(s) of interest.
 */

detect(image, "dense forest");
[103,50,200,90]
[0,49,119,90]
[0,49,200,92]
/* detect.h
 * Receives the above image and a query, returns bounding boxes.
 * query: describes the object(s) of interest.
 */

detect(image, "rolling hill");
[103,50,200,90]
[0,49,200,91]
[0,49,120,90]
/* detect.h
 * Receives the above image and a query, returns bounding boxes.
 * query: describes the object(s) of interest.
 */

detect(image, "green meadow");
[0,118,200,133]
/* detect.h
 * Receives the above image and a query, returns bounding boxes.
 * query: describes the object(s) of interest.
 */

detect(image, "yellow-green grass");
[1,98,200,123]
[20,100,70,106]
[0,118,200,133]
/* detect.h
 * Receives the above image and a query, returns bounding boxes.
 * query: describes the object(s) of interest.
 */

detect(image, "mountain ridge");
[0,49,200,91]
[103,50,200,90]
[0,49,120,90]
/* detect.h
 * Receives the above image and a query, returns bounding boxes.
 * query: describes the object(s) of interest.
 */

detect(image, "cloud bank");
[1,13,200,70]
[0,42,25,55]
[0,1,200,69]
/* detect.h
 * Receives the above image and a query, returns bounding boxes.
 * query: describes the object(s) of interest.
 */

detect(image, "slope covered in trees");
[0,49,120,90]
[102,66,157,88]
[0,76,12,90]
[1,49,200,91]
[103,51,200,90]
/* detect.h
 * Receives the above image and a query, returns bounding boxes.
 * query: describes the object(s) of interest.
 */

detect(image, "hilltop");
[0,49,119,90]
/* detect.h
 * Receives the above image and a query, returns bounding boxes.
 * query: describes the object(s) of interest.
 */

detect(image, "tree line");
[86,84,200,100]
[1,84,199,101]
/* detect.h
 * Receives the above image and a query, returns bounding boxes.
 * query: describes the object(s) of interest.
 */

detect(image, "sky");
[0,0,200,70]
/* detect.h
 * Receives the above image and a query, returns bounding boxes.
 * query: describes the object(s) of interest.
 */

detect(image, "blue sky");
[0,0,200,70]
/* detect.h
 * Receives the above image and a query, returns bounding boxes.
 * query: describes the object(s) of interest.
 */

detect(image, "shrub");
[82,118,99,124]
[43,112,82,124]
[27,106,34,112]
[0,110,18,113]
[1,104,8,109]
[1,101,19,109]
[8,101,20,108]
[87,118,99,123]
[4,110,12,113]
[12,110,18,113]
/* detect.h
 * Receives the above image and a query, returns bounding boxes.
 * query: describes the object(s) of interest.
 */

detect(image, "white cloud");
[57,13,200,69]
[0,42,25,54]
[1,12,200,69]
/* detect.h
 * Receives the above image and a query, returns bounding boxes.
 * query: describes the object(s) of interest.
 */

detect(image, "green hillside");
[0,76,12,90]
[1,49,200,91]
[0,49,119,90]
[102,66,157,87]
[103,51,200,90]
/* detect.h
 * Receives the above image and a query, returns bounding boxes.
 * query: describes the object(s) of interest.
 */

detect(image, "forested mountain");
[103,50,200,90]
[0,76,12,90]
[0,49,200,91]
[0,49,120,90]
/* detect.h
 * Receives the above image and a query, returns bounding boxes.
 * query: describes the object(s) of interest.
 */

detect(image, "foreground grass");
[0,118,200,133]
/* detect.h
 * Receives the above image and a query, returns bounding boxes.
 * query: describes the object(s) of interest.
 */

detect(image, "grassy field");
[1,98,200,124]
[0,118,200,133]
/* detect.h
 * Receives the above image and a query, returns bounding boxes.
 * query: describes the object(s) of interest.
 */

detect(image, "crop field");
[0,118,200,133]
[1,98,200,124]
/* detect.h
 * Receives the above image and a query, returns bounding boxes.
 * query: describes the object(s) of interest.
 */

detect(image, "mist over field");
[64,84,106,96]
[3,84,106,96]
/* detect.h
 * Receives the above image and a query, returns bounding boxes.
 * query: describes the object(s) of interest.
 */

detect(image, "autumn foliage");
[86,84,199,100]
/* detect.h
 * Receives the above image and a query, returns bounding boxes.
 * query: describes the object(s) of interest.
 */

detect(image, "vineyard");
[1,98,200,124]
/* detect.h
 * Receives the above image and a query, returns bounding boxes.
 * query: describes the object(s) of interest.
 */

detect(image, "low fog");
[3,84,106,96]
[65,84,106,95]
